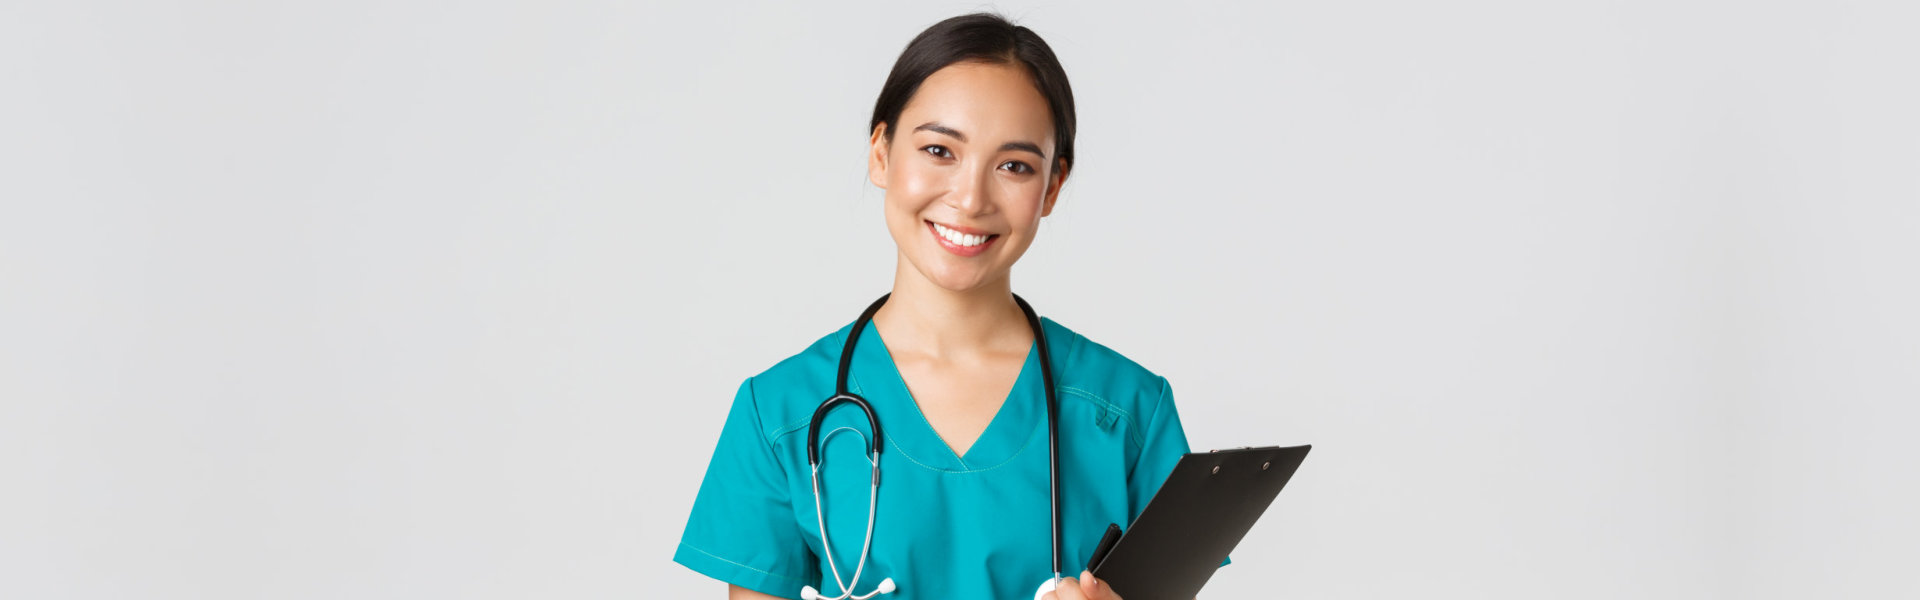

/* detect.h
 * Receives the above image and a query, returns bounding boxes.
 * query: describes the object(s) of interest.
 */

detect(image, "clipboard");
[1087,445,1311,600]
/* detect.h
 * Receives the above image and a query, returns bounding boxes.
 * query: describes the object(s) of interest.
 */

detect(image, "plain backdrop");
[3,0,1916,598]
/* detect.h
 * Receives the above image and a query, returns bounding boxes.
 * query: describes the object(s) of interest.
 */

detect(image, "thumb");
[1080,570,1120,600]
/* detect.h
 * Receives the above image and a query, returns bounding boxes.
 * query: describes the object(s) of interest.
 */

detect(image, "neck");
[872,254,1030,360]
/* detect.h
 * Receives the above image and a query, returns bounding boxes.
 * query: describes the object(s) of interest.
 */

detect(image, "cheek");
[883,167,930,225]
[889,160,945,199]
[999,180,1049,222]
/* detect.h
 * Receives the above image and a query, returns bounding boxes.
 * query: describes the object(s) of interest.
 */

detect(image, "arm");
[729,584,786,600]
[675,379,818,597]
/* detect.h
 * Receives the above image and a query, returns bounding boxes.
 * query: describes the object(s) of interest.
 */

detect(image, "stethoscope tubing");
[806,292,1062,598]
[808,428,883,600]
[1012,293,1063,581]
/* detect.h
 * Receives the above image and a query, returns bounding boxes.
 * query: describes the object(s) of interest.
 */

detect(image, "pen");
[1086,523,1123,573]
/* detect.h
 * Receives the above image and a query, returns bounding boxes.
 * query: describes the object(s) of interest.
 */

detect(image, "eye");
[999,160,1034,175]
[921,145,953,159]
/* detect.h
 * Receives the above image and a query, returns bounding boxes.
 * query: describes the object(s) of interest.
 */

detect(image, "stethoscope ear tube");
[835,295,891,397]
[809,394,882,465]
[809,294,893,466]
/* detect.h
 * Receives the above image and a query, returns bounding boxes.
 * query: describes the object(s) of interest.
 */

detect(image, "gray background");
[3,0,1916,598]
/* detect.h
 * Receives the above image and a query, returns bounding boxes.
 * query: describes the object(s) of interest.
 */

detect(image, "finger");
[1080,570,1121,600]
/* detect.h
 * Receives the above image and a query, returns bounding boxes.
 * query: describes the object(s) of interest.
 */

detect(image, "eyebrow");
[912,121,1048,159]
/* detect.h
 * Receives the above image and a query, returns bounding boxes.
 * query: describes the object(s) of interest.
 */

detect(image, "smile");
[926,221,999,256]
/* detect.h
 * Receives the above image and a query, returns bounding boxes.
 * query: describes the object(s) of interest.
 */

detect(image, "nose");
[944,161,994,216]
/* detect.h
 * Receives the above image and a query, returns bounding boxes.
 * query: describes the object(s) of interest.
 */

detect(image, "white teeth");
[932,223,989,247]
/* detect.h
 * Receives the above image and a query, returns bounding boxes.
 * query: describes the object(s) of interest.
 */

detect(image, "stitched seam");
[857,370,1039,474]
[862,370,1047,473]
[1060,385,1145,449]
[774,401,1129,465]
[746,378,796,483]
[871,423,1038,474]
[771,375,961,473]
[865,369,970,469]
[766,361,1052,475]
[763,373,862,446]
[678,543,812,584]
[769,414,811,446]
[945,423,1039,473]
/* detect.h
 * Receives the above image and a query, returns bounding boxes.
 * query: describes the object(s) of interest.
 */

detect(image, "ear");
[867,123,890,189]
[1040,159,1070,217]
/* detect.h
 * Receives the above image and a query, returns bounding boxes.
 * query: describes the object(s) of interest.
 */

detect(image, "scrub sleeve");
[1126,377,1230,568]
[674,378,817,598]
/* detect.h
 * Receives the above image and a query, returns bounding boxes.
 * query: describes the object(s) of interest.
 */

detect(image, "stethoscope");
[802,293,1065,600]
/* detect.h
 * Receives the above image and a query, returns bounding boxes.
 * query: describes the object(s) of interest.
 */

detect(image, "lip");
[925,220,999,257]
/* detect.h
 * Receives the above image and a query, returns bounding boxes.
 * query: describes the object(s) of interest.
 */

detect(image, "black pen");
[1086,523,1123,573]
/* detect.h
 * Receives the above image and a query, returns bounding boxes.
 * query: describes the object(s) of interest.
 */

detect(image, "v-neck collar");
[845,320,1045,473]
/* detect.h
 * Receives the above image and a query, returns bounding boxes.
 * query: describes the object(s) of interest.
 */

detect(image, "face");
[869,61,1068,294]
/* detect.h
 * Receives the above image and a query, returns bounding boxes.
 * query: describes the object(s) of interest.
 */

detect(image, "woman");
[674,14,1207,600]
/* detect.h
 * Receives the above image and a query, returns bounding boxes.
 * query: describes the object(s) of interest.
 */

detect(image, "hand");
[1041,570,1123,600]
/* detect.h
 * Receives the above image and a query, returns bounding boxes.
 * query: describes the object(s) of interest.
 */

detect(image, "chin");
[925,270,989,293]
[914,258,997,293]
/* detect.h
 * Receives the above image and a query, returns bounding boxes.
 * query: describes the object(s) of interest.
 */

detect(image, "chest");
[892,351,1027,458]
[780,397,1141,600]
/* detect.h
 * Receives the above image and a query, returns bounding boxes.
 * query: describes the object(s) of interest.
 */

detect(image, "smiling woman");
[673,13,1204,600]
[873,60,1066,306]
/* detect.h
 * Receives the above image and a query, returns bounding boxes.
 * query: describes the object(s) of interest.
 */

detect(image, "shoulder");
[729,322,857,445]
[1040,316,1175,427]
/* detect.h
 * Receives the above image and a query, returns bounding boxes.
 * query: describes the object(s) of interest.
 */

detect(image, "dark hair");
[869,13,1078,173]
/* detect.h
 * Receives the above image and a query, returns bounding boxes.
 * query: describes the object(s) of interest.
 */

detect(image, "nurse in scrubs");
[675,13,1212,600]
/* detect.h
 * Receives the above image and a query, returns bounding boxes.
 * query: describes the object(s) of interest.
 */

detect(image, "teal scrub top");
[674,316,1220,599]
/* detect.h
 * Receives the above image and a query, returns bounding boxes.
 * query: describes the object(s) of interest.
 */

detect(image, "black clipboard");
[1087,445,1311,600]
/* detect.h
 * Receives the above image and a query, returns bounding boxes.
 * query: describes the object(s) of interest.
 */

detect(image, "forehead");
[898,61,1056,147]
